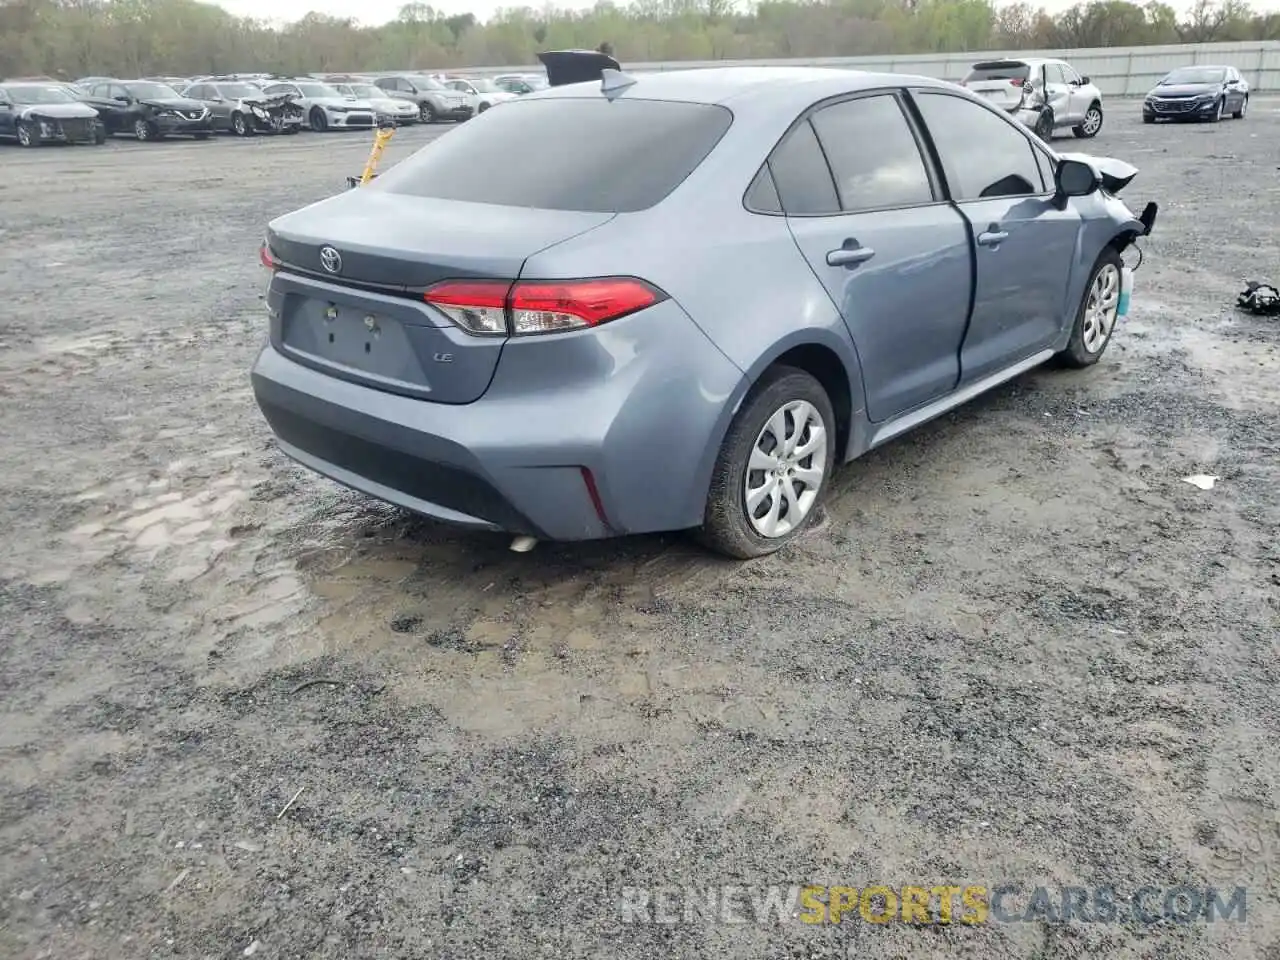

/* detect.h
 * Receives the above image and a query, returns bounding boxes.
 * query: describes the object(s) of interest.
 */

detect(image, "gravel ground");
[1,99,1278,960]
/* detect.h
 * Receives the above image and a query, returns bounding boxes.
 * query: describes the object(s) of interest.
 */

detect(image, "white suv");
[962,58,1105,141]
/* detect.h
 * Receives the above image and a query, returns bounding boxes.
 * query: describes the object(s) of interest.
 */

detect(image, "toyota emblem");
[319,245,342,274]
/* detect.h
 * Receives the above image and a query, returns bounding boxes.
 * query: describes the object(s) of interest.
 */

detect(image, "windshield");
[466,78,498,92]
[410,76,444,90]
[218,83,262,98]
[1161,67,1227,85]
[6,84,77,104]
[125,82,181,100]
[347,84,382,98]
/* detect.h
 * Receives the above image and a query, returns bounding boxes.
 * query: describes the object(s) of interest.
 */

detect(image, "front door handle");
[827,242,875,267]
[977,226,1009,247]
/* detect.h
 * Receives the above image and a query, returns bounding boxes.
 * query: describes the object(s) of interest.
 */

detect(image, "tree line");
[1,0,1275,80]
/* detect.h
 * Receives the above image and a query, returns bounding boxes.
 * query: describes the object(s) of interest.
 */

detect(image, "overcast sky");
[208,0,1273,29]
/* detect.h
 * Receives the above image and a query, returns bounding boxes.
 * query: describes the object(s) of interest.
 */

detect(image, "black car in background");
[78,80,214,140]
[1143,65,1249,123]
[0,82,105,146]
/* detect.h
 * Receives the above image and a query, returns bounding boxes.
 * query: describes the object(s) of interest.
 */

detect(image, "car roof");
[530,66,954,107]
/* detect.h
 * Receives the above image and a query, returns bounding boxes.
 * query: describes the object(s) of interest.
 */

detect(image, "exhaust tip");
[509,535,538,553]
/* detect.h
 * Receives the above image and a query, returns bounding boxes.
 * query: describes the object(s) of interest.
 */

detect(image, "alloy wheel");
[1082,106,1102,136]
[743,400,828,539]
[133,118,150,141]
[17,123,33,147]
[1081,263,1120,354]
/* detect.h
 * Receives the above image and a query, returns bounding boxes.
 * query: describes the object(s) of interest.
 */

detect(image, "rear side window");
[964,61,1030,83]
[376,98,733,213]
[765,120,839,215]
[912,91,1045,200]
[809,95,934,212]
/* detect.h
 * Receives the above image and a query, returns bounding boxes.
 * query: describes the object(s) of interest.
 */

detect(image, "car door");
[910,89,1081,383]
[761,92,974,422]
[1039,63,1073,126]
[0,87,15,140]
[96,84,128,131]
[1060,63,1091,121]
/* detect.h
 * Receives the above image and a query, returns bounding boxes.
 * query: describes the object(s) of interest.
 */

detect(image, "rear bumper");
[250,301,745,541]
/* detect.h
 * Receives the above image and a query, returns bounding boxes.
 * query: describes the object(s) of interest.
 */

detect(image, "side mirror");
[1056,158,1099,201]
[1079,75,1090,85]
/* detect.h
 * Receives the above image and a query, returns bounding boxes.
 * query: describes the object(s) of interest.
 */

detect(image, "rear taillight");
[259,243,278,270]
[1010,78,1025,87]
[423,277,666,336]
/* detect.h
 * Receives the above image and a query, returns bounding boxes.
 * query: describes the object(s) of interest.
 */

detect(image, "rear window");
[964,61,1030,82]
[374,97,734,213]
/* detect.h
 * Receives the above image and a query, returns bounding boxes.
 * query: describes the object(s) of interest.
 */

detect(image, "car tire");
[309,107,328,132]
[478,101,490,113]
[1073,102,1103,138]
[1233,95,1247,120]
[16,120,41,148]
[697,366,836,560]
[1033,110,1053,141]
[133,117,158,141]
[1208,97,1224,122]
[420,102,438,123]
[1055,247,1123,369]
[231,112,251,136]
[1142,114,1155,124]
[93,122,106,144]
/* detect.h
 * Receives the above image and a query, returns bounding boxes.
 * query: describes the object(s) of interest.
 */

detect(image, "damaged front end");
[1057,151,1158,248]
[244,93,305,133]
[19,108,102,145]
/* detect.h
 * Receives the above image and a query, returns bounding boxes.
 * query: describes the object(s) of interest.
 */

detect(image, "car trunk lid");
[265,191,614,403]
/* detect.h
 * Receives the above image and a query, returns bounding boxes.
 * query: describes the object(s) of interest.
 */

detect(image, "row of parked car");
[958,56,1252,141]
[0,69,549,146]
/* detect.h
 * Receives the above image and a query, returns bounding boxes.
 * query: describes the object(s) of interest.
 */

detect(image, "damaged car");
[251,64,1157,559]
[81,80,213,140]
[962,58,1104,141]
[181,79,304,136]
[0,82,105,146]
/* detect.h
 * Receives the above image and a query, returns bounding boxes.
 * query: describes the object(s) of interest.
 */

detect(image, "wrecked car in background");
[0,82,105,146]
[962,58,1105,141]
[181,79,304,136]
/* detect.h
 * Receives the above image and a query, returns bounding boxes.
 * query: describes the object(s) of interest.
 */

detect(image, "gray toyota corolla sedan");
[252,66,1156,559]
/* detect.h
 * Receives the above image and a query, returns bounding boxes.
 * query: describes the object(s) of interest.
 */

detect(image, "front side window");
[912,91,1044,201]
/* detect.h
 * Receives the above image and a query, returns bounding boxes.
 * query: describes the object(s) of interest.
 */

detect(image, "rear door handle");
[827,243,875,267]
[977,227,1009,247]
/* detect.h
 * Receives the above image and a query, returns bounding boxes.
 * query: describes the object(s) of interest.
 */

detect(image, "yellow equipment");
[347,121,397,189]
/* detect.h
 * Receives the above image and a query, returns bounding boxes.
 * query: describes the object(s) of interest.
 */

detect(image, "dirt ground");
[1,99,1278,960]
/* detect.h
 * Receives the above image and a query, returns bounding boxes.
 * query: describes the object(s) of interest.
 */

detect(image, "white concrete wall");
[470,40,1280,95]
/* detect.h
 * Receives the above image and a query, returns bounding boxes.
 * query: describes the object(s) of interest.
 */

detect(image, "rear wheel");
[1056,247,1122,369]
[1073,102,1103,138]
[698,367,836,559]
[309,107,328,132]
[1233,95,1247,119]
[16,120,40,147]
[1033,110,1053,141]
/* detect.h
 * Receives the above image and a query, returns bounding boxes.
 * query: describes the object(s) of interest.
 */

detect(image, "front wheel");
[309,107,328,132]
[1073,102,1103,138]
[133,117,158,141]
[16,120,40,147]
[1056,247,1122,369]
[419,102,437,123]
[231,112,252,136]
[93,122,106,144]
[1233,95,1247,120]
[1208,97,1224,122]
[697,367,836,559]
